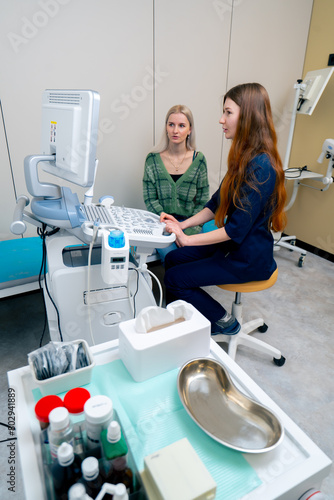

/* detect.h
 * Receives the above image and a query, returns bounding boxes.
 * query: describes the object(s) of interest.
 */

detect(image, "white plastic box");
[141,438,216,500]
[119,300,211,382]
[29,339,95,395]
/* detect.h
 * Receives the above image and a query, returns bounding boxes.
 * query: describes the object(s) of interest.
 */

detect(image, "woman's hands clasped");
[160,212,189,247]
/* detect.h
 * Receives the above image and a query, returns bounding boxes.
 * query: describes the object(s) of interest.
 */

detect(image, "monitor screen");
[40,89,100,187]
[297,67,334,116]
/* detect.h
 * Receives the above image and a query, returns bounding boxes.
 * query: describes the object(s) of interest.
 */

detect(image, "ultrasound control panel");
[82,204,175,248]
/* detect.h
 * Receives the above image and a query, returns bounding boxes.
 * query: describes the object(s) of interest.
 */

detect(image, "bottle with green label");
[100,421,128,461]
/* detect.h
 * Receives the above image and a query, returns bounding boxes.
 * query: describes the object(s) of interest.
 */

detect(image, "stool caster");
[298,255,306,267]
[273,355,286,367]
[258,323,268,333]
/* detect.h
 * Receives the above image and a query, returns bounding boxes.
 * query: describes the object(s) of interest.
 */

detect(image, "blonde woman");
[143,105,209,262]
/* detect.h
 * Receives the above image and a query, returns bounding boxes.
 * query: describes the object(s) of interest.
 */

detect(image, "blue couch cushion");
[0,237,43,283]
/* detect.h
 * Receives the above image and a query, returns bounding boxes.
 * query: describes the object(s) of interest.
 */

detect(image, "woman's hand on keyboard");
[160,212,178,224]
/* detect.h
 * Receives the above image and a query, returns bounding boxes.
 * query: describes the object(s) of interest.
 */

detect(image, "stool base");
[212,298,285,366]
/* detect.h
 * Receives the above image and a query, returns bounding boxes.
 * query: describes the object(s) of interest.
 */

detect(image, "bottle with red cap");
[64,388,91,417]
[64,388,91,457]
[35,395,64,430]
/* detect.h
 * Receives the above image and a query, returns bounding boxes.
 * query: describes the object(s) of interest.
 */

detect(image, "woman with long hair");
[162,83,287,335]
[143,104,209,263]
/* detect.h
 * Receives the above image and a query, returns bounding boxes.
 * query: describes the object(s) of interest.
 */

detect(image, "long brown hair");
[215,83,286,232]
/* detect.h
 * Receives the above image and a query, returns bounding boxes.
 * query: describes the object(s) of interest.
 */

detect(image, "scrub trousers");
[164,244,247,328]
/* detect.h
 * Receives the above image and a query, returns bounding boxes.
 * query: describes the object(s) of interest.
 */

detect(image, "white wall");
[0,0,313,241]
[226,0,313,165]
[154,0,231,193]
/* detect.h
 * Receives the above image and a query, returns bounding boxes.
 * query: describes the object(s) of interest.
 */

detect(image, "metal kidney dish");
[177,358,284,453]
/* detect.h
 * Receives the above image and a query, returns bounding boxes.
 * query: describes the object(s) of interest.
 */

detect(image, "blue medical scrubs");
[164,153,278,325]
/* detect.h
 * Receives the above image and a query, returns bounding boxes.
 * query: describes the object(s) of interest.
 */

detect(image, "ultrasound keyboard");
[82,204,175,247]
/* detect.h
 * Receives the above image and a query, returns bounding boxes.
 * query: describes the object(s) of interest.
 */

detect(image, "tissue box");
[119,300,211,382]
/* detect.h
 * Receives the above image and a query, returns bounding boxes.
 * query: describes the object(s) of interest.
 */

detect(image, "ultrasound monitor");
[297,67,334,116]
[41,89,100,187]
[25,89,100,200]
[23,89,100,228]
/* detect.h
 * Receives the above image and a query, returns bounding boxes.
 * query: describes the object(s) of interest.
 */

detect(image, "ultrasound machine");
[11,89,175,346]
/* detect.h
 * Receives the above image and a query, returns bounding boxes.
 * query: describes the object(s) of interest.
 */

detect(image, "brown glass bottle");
[81,456,104,499]
[108,456,133,494]
[51,442,82,499]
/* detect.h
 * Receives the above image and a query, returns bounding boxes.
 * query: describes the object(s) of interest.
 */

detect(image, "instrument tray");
[177,358,284,453]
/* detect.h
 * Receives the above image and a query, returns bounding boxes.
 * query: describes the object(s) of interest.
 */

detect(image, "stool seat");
[217,268,278,293]
[213,267,285,366]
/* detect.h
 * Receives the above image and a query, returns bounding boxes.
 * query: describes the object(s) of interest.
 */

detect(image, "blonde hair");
[151,104,197,153]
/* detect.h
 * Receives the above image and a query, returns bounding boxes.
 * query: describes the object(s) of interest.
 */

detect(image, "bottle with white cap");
[108,457,133,495]
[95,482,128,500]
[51,442,82,499]
[112,483,129,500]
[48,407,75,460]
[100,421,128,461]
[83,395,113,457]
[81,456,104,499]
[68,482,93,500]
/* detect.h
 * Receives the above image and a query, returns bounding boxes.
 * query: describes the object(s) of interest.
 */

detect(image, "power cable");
[0,99,17,201]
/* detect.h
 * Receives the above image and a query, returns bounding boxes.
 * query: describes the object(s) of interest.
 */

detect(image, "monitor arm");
[24,154,62,199]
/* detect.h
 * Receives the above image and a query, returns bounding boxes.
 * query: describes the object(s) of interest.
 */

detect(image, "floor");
[0,247,333,499]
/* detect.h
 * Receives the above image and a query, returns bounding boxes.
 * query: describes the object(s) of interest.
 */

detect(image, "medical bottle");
[68,482,93,500]
[64,388,91,417]
[81,456,104,499]
[112,483,129,500]
[94,483,128,500]
[51,442,82,499]
[64,387,91,457]
[100,420,128,461]
[35,395,64,431]
[108,456,134,495]
[48,406,75,460]
[83,395,113,457]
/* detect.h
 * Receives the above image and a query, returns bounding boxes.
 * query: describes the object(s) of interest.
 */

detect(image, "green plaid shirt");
[143,152,209,235]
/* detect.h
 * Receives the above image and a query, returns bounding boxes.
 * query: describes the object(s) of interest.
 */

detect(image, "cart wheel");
[298,255,305,267]
[273,356,286,366]
[258,323,268,333]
